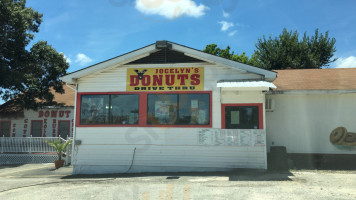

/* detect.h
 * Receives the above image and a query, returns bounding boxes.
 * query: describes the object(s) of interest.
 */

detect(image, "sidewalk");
[0,164,355,199]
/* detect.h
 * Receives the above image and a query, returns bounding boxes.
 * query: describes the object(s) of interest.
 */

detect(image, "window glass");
[147,94,178,125]
[178,94,210,125]
[225,106,259,129]
[147,93,210,125]
[0,121,11,137]
[110,95,139,124]
[80,95,109,124]
[80,94,139,125]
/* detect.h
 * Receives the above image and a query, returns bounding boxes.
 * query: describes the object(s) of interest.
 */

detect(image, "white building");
[0,85,75,138]
[3,41,355,171]
[61,41,277,174]
[266,69,356,155]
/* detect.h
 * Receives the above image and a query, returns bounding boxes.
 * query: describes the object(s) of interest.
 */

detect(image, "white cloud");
[219,21,234,31]
[228,30,237,36]
[60,52,71,64]
[135,0,209,19]
[223,11,229,18]
[65,57,72,64]
[335,56,356,68]
[75,53,93,66]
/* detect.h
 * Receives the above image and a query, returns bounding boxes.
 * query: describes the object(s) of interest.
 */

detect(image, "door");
[222,104,263,129]
[58,120,70,139]
[31,120,43,137]
[0,121,11,137]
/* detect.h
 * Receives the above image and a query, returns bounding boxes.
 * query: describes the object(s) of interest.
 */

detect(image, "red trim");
[31,120,43,137]
[58,120,70,138]
[139,93,147,125]
[0,120,11,137]
[76,91,212,128]
[221,103,263,129]
[76,92,81,128]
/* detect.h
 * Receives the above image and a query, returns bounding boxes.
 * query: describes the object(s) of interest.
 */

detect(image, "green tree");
[253,28,336,70]
[203,44,259,66]
[0,0,69,108]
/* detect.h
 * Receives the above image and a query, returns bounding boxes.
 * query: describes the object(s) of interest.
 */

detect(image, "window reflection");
[80,95,139,125]
[147,93,210,125]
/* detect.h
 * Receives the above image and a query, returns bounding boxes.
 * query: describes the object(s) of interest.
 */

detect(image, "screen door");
[58,121,70,139]
[31,121,43,137]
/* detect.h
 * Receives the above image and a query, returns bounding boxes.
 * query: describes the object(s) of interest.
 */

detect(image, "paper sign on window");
[231,111,240,125]
[191,100,198,109]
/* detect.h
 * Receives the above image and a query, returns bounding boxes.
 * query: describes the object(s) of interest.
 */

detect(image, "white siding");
[266,93,356,154]
[77,63,262,92]
[73,127,266,174]
[0,108,74,138]
[73,63,267,174]
[221,90,265,104]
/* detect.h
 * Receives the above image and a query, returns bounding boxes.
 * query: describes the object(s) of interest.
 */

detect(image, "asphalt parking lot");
[0,164,356,200]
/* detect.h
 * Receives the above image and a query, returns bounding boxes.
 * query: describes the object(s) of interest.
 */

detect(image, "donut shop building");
[61,41,277,174]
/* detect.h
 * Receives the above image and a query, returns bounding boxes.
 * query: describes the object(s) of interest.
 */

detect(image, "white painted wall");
[72,63,268,174]
[73,128,266,174]
[266,93,356,154]
[0,108,74,138]
[77,63,262,92]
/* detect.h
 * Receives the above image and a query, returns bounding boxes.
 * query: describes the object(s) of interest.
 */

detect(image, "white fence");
[0,136,72,165]
[0,136,70,153]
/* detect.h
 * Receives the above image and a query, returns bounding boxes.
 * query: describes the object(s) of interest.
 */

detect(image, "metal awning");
[217,81,277,88]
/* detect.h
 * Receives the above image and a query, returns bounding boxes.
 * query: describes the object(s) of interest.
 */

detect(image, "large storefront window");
[77,92,211,127]
[110,95,139,124]
[147,93,210,125]
[80,94,139,125]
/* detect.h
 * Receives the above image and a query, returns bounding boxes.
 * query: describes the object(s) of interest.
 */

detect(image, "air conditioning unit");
[265,98,274,111]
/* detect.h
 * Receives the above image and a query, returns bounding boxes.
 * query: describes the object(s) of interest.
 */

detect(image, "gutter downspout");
[71,83,78,171]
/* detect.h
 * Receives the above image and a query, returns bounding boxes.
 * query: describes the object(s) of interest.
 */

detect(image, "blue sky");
[25,0,356,73]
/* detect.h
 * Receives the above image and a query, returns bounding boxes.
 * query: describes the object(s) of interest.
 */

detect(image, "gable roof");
[128,48,205,64]
[273,68,356,91]
[61,41,276,83]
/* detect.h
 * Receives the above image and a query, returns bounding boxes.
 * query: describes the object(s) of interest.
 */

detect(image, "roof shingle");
[273,68,356,91]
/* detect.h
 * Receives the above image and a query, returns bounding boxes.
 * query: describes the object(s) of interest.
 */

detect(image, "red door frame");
[58,120,70,138]
[31,120,43,137]
[221,103,264,129]
[0,120,11,137]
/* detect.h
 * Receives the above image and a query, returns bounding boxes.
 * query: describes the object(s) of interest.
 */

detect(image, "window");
[147,93,210,125]
[77,92,211,127]
[80,94,139,125]
[0,121,11,137]
[31,120,43,137]
[58,121,70,138]
[222,104,263,129]
[110,95,139,125]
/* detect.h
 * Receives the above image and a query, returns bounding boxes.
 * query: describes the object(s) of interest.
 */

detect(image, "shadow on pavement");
[61,169,294,181]
[0,164,25,169]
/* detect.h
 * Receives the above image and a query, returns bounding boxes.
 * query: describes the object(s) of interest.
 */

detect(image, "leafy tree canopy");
[203,44,260,66]
[203,28,336,70]
[0,0,69,109]
[254,28,336,70]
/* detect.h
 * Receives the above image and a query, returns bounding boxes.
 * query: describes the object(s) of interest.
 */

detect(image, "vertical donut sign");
[126,67,204,91]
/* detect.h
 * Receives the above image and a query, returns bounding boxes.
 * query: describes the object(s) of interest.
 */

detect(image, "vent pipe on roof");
[156,40,172,49]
